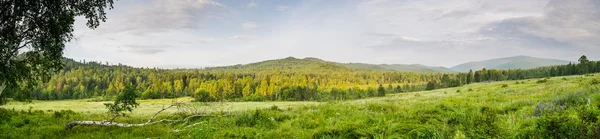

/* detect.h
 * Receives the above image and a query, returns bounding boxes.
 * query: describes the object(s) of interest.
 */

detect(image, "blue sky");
[64,0,600,68]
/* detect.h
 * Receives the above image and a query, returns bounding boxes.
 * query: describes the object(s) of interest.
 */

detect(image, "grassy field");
[1,97,319,116]
[1,74,600,138]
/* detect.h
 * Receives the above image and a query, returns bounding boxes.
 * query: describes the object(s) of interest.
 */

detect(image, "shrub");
[53,110,76,119]
[533,102,557,117]
[534,113,585,139]
[468,88,473,91]
[501,84,509,88]
[235,110,275,128]
[193,88,216,102]
[591,79,599,85]
[104,84,139,117]
[537,79,548,84]
[456,90,461,93]
[270,105,281,111]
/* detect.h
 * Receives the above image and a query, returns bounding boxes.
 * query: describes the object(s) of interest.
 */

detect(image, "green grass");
[1,97,319,116]
[2,74,600,138]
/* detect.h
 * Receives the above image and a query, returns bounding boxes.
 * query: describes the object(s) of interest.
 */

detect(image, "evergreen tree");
[377,84,386,97]
[466,69,474,84]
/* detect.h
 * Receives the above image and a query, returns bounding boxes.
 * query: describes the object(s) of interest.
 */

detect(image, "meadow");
[1,73,600,138]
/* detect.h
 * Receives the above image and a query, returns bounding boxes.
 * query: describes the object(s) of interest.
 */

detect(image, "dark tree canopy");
[579,55,589,64]
[0,0,115,104]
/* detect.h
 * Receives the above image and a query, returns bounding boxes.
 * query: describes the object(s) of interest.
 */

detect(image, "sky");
[64,0,600,68]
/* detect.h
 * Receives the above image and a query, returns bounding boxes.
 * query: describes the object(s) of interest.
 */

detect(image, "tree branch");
[64,101,234,130]
[146,102,183,124]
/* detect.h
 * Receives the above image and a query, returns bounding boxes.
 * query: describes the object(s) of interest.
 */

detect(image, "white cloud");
[276,5,288,11]
[231,35,259,40]
[65,0,600,68]
[241,21,260,30]
[120,45,174,55]
[95,0,224,34]
[247,2,257,7]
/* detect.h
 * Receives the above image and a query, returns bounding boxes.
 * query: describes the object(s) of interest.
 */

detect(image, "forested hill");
[7,56,599,102]
[451,55,572,72]
[62,56,454,74]
[205,57,454,73]
[204,57,351,73]
[343,63,455,73]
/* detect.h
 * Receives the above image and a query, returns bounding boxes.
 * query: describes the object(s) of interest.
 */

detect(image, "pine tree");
[377,84,386,97]
[467,69,474,84]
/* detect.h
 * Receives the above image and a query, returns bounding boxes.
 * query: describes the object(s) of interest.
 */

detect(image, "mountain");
[451,55,572,72]
[205,57,351,73]
[205,57,454,73]
[343,63,455,73]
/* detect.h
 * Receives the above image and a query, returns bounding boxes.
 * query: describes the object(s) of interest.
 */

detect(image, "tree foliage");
[4,56,599,102]
[104,84,139,117]
[0,0,115,104]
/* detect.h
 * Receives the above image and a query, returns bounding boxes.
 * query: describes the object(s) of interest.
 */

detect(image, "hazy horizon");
[63,0,600,68]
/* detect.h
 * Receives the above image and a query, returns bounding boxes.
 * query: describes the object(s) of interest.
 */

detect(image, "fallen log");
[65,101,236,130]
[65,101,184,130]
[65,119,172,129]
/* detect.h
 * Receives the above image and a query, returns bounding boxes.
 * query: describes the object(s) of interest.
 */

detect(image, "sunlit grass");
[1,96,319,116]
[1,73,599,138]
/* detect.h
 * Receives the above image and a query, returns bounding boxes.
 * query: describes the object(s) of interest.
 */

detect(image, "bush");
[536,79,549,84]
[501,84,509,88]
[591,79,599,85]
[193,88,216,102]
[533,113,584,138]
[53,110,76,119]
[235,110,275,128]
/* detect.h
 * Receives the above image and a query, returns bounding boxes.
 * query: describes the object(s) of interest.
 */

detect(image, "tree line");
[5,56,598,102]
[5,58,442,101]
[425,55,599,90]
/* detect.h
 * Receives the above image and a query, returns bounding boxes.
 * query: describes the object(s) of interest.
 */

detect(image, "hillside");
[205,57,454,73]
[204,57,351,73]
[451,55,571,72]
[343,63,455,73]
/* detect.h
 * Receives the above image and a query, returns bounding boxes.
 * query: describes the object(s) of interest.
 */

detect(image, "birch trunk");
[0,83,5,101]
[65,119,175,130]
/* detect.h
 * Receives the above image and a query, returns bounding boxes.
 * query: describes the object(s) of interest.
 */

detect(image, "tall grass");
[1,74,599,138]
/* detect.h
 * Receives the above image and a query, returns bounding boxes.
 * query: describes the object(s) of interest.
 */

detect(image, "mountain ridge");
[64,55,577,73]
[450,55,572,72]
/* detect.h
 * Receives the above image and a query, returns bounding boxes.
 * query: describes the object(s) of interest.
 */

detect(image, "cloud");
[242,21,260,30]
[120,45,175,55]
[478,0,600,49]
[181,38,215,44]
[65,0,600,68]
[231,35,259,40]
[247,2,257,7]
[276,5,288,11]
[97,0,224,34]
[364,32,395,37]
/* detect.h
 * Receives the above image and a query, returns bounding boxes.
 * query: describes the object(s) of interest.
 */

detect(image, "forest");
[4,56,599,103]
